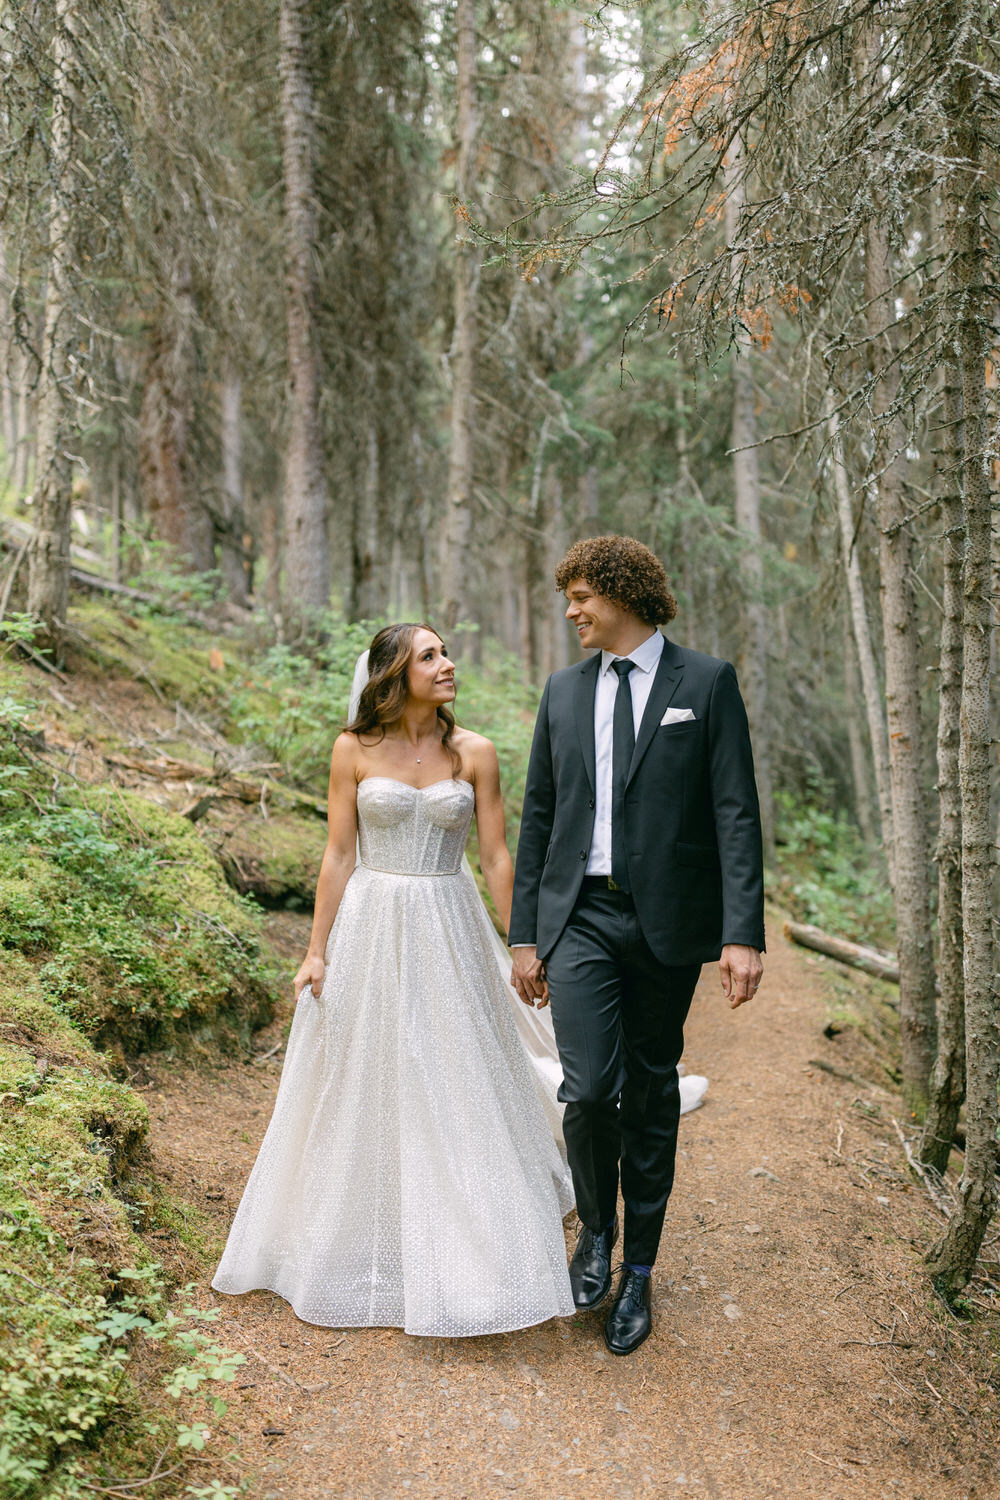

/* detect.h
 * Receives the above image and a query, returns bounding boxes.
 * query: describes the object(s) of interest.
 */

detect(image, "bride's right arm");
[292,734,360,1001]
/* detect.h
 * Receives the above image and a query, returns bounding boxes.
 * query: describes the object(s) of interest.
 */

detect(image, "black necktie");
[611,658,636,891]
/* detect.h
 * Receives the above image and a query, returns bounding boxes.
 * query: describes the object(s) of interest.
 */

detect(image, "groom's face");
[563,578,629,652]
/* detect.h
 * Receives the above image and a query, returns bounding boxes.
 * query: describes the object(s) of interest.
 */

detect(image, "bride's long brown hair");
[347,623,460,773]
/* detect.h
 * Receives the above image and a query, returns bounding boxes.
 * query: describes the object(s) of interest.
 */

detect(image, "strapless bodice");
[356,777,474,875]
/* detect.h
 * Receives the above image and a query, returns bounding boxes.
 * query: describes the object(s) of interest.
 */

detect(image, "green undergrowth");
[69,597,543,817]
[0,659,277,1057]
[773,788,896,953]
[0,957,245,1499]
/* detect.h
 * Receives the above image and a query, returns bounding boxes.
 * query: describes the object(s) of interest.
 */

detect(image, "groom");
[509,535,764,1355]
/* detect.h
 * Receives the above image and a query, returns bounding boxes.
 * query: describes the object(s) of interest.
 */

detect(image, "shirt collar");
[600,630,663,676]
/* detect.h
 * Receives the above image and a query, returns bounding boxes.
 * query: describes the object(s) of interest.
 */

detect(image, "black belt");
[581,874,632,896]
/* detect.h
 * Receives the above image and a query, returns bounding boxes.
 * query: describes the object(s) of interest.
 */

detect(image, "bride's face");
[406,629,456,707]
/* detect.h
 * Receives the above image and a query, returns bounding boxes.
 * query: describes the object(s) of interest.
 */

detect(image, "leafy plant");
[773,787,895,951]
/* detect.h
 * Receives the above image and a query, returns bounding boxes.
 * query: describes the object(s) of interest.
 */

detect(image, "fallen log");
[783,920,900,984]
[104,752,327,819]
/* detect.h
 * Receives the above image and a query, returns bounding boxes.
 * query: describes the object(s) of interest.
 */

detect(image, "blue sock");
[623,1260,651,1278]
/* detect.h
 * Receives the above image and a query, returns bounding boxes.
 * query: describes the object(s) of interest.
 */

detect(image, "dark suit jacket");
[508,636,766,967]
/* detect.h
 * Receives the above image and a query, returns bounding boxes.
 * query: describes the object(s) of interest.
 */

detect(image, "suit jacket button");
[588,799,595,809]
[580,851,587,860]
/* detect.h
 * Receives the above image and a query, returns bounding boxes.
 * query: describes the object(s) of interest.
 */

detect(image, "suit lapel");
[626,642,683,786]
[574,655,600,794]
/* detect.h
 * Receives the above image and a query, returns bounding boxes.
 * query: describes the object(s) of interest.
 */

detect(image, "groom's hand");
[720,944,762,1008]
[510,946,549,1008]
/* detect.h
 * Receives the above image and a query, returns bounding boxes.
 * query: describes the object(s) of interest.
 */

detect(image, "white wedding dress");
[212,775,577,1336]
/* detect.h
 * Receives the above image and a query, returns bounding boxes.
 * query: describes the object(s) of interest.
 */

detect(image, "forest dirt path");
[147,918,1000,1500]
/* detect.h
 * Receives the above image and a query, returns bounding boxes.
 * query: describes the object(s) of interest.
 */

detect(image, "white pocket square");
[660,707,696,725]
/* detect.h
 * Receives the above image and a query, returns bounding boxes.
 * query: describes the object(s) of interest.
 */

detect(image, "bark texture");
[926,25,998,1290]
[725,133,774,858]
[138,256,214,572]
[219,366,248,607]
[858,32,937,1116]
[440,0,478,634]
[826,390,894,866]
[919,196,966,1172]
[279,0,330,617]
[26,0,76,652]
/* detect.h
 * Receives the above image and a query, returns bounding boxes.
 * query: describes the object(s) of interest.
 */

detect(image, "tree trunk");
[926,32,997,1292]
[519,416,549,678]
[138,256,214,572]
[351,420,382,620]
[26,0,76,656]
[440,0,478,635]
[279,0,330,618]
[826,389,894,866]
[13,349,32,499]
[841,608,877,845]
[919,199,966,1173]
[218,364,248,607]
[857,31,937,1118]
[0,236,16,464]
[546,474,571,673]
[725,131,774,860]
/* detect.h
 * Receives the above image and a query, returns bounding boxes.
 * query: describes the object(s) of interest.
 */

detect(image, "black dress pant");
[545,883,700,1267]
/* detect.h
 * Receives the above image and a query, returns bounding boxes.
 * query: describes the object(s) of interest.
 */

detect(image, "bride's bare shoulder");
[330,731,363,774]
[451,725,493,754]
[452,727,499,778]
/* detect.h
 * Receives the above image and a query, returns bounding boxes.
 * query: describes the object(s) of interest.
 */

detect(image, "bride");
[212,622,576,1336]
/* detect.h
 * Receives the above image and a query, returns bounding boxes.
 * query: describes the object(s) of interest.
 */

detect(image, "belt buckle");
[606,876,621,891]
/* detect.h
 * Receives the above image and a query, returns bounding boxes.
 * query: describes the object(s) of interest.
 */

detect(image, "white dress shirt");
[586,630,664,875]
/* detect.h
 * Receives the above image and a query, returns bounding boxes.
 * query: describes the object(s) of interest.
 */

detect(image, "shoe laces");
[620,1270,647,1307]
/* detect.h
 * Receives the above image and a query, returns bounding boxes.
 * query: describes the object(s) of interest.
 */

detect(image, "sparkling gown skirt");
[212,780,575,1337]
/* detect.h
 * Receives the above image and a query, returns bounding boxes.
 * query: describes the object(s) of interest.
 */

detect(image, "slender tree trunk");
[109,448,121,585]
[826,389,895,866]
[351,420,381,620]
[279,0,330,617]
[219,364,248,606]
[919,201,966,1173]
[841,609,877,845]
[926,34,997,1291]
[725,132,774,860]
[27,0,76,655]
[519,416,549,677]
[856,33,937,1117]
[440,0,478,634]
[0,236,15,463]
[547,474,571,673]
[13,350,32,498]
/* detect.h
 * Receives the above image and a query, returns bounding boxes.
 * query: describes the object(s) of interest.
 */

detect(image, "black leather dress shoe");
[604,1268,652,1355]
[568,1216,619,1309]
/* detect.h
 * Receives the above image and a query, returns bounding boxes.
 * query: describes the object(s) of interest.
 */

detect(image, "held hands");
[510,946,549,1009]
[293,953,326,1003]
[719,944,763,1008]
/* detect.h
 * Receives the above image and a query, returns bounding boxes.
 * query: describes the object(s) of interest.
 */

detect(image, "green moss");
[0,963,155,1493]
[68,600,223,709]
[0,782,277,1056]
[203,808,323,906]
[0,953,245,1499]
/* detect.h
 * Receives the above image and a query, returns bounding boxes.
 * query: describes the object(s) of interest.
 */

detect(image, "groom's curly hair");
[554,536,677,625]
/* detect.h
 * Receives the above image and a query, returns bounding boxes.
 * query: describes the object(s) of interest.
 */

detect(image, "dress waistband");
[358,863,462,878]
